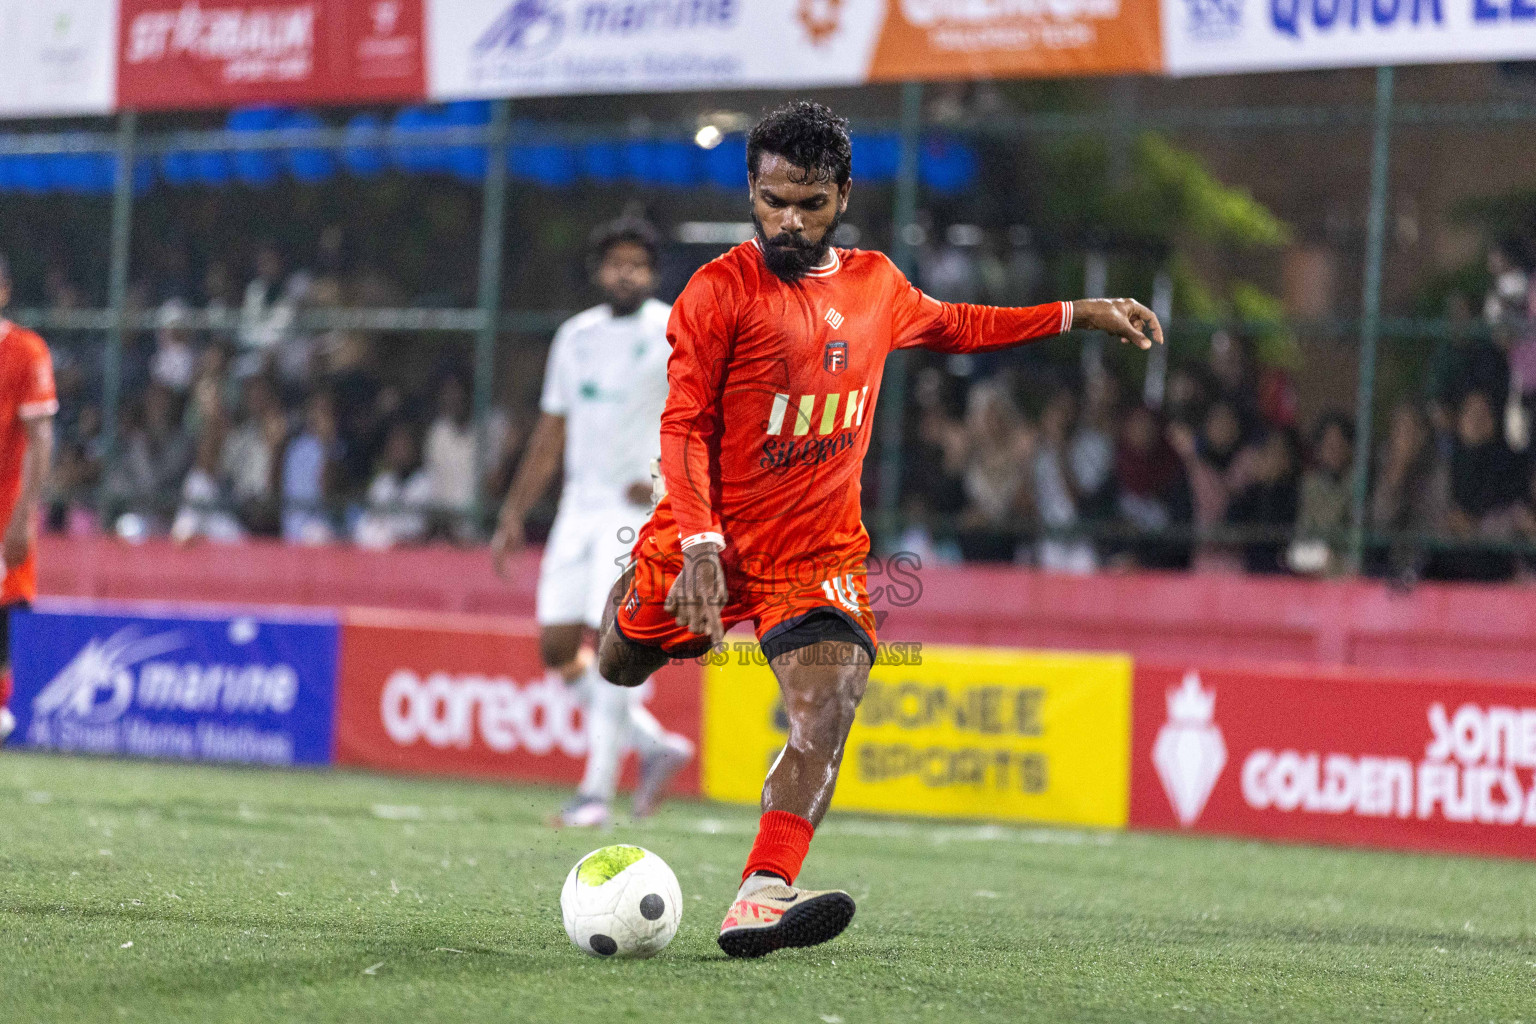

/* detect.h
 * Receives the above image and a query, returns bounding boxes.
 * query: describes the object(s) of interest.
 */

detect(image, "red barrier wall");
[38,535,1536,677]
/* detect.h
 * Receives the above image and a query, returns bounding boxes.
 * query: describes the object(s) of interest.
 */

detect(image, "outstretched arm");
[889,257,1164,354]
[1071,298,1165,351]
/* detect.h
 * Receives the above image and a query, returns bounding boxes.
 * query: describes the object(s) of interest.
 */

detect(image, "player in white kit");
[492,218,694,828]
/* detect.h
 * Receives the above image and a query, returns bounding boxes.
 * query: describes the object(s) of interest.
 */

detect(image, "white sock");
[576,663,628,803]
[735,872,787,901]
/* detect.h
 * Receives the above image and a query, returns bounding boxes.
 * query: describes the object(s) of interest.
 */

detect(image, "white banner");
[0,0,118,117]
[1164,0,1536,75]
[426,0,887,100]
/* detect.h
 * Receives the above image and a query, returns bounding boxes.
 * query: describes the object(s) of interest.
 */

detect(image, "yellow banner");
[702,645,1131,828]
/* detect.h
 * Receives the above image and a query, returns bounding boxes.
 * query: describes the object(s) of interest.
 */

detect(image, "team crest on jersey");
[824,340,848,375]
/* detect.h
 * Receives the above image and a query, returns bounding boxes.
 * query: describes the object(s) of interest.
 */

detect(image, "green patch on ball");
[576,845,645,886]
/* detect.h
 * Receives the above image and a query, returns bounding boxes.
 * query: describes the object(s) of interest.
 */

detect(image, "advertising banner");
[9,602,339,766]
[116,0,425,110]
[1130,662,1536,858]
[425,0,885,100]
[1162,0,1536,76]
[868,0,1164,81]
[333,609,701,793]
[0,0,119,117]
[703,644,1132,828]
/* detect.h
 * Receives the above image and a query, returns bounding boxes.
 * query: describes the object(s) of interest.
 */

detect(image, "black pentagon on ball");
[639,894,665,921]
[590,934,618,956]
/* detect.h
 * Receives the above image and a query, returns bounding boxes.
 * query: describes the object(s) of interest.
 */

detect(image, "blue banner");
[9,604,339,767]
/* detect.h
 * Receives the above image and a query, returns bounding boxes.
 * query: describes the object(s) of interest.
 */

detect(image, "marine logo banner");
[10,602,339,766]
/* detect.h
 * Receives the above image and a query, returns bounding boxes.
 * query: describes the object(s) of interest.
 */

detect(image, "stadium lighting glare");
[694,124,724,149]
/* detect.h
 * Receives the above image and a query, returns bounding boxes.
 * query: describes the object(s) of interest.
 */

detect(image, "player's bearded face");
[753,206,843,283]
[750,155,849,283]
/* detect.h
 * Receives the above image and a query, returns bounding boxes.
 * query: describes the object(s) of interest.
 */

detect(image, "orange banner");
[867,0,1163,81]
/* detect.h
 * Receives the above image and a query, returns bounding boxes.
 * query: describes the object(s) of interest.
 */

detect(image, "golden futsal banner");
[702,644,1132,828]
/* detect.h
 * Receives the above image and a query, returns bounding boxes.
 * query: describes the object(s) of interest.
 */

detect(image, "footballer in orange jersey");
[0,253,58,744]
[595,102,1164,958]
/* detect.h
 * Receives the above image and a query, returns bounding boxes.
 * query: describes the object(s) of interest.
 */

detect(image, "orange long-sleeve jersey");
[655,240,1071,575]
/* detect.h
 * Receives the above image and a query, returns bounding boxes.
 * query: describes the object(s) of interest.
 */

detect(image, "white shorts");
[536,501,647,629]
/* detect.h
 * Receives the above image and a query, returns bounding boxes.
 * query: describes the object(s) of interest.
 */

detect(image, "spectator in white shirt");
[354,420,433,549]
[150,298,198,395]
[423,374,478,531]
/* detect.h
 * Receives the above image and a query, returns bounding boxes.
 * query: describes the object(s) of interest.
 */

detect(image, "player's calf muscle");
[765,643,869,823]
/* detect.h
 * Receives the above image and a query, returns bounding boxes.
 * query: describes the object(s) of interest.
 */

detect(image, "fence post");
[1348,66,1394,571]
[473,98,512,530]
[875,80,923,551]
[102,111,138,468]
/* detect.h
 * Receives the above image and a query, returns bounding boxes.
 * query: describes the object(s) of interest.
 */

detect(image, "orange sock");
[742,810,814,884]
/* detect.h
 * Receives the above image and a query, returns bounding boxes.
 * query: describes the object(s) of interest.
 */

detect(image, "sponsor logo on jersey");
[765,387,869,437]
[820,573,863,615]
[824,340,848,374]
[823,307,845,330]
[1152,671,1227,826]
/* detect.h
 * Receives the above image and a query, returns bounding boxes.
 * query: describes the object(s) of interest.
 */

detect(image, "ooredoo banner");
[1162,0,1536,75]
[1130,663,1536,858]
[702,643,1132,828]
[116,0,425,110]
[9,602,339,766]
[333,608,701,793]
[0,0,119,117]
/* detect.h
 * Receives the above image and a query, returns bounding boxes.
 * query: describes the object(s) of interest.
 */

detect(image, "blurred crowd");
[43,231,523,550]
[897,239,1536,583]
[30,231,1536,582]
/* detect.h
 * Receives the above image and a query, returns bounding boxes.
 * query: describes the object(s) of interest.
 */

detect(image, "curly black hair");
[587,216,660,270]
[746,101,852,186]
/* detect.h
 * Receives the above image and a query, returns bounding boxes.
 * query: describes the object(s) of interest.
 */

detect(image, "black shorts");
[759,608,876,666]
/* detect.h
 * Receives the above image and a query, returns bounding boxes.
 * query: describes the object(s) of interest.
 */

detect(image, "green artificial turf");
[2,751,1534,1023]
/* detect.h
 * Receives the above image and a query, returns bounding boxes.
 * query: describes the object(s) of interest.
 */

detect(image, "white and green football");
[560,845,682,959]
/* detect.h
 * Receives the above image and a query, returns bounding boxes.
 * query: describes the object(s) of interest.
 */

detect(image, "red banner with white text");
[1130,662,1536,859]
[333,608,702,795]
[116,0,424,110]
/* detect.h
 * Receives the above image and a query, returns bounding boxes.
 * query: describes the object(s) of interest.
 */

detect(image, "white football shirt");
[539,298,672,509]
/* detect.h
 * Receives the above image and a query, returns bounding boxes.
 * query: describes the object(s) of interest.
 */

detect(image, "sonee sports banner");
[701,642,1133,829]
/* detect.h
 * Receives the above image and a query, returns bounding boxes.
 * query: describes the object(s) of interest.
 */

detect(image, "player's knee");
[596,626,650,688]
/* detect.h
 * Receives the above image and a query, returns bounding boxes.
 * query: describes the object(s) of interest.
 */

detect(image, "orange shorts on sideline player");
[614,499,877,661]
